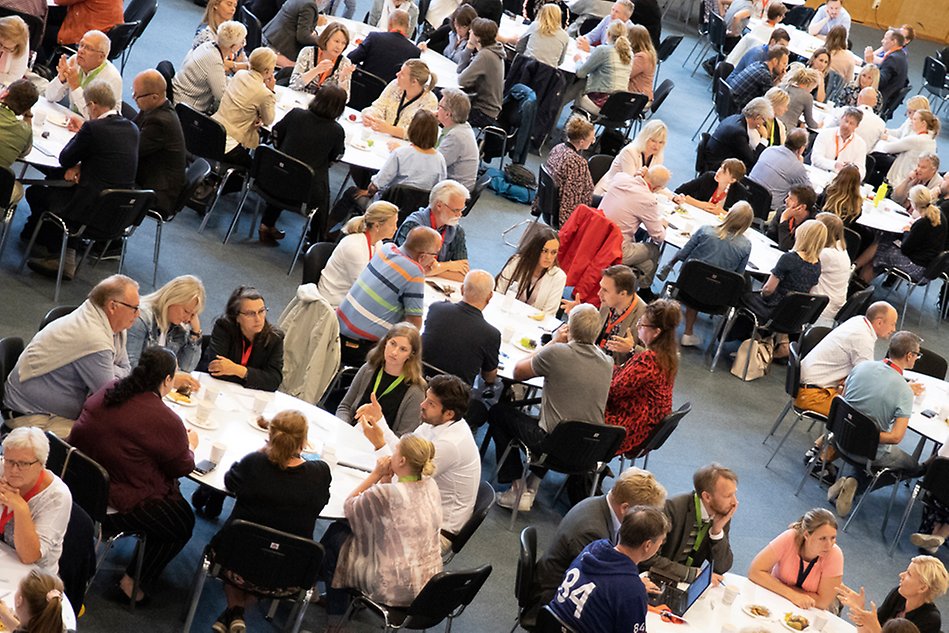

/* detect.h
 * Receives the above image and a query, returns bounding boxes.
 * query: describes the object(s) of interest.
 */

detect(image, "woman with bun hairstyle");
[68,347,198,605]
[362,59,438,140]
[213,410,331,632]
[0,570,66,633]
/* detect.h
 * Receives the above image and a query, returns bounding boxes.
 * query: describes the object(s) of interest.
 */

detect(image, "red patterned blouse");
[605,350,674,455]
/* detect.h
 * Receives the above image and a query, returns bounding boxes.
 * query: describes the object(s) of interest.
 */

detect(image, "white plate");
[348,138,374,151]
[780,615,810,631]
[165,393,197,407]
[47,114,71,127]
[246,415,269,433]
[186,413,219,430]
[512,336,539,353]
[741,604,774,619]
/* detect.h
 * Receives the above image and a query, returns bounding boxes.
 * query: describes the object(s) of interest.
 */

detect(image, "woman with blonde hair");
[126,275,206,372]
[818,164,863,224]
[0,16,29,86]
[0,570,66,633]
[811,212,851,326]
[174,20,247,114]
[317,202,400,307]
[324,433,442,617]
[839,555,947,633]
[594,119,666,195]
[289,22,354,96]
[660,202,754,346]
[781,67,821,131]
[211,46,277,165]
[193,0,238,48]
[574,20,632,115]
[673,158,747,213]
[840,64,881,108]
[458,17,506,127]
[626,24,657,100]
[218,410,332,632]
[857,185,947,284]
[337,322,426,435]
[886,95,930,140]
[537,115,596,226]
[363,59,438,139]
[749,508,843,610]
[874,110,940,184]
[764,86,790,146]
[514,3,569,67]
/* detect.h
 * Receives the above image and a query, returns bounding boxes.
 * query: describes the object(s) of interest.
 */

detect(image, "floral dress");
[289,46,353,96]
[535,142,593,226]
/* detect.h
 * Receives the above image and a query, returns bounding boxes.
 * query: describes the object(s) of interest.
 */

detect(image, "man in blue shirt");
[549,505,668,633]
[727,45,789,111]
[575,0,633,51]
[808,0,851,38]
[749,128,810,211]
[733,28,790,75]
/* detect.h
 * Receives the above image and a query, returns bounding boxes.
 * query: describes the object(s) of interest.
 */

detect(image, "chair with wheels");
[223,146,319,275]
[586,154,613,186]
[495,421,626,529]
[883,250,949,328]
[617,402,692,471]
[337,565,493,632]
[348,67,388,111]
[911,346,947,380]
[889,458,949,554]
[834,286,874,325]
[182,520,325,633]
[443,481,496,564]
[509,526,536,633]
[462,172,491,217]
[149,158,211,286]
[301,241,337,285]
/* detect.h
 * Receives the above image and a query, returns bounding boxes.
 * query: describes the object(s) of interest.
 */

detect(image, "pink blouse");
[765,529,844,594]
[627,51,656,100]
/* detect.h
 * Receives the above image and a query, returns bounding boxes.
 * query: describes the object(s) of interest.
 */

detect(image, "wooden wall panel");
[804,0,949,43]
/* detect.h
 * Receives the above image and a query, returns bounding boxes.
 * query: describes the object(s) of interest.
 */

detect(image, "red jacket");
[557,205,622,308]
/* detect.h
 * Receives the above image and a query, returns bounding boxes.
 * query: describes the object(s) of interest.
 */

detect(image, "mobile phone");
[193,460,217,475]
[921,409,937,418]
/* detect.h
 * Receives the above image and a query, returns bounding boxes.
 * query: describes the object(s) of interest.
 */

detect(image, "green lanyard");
[373,369,405,399]
[686,493,711,567]
[70,63,106,114]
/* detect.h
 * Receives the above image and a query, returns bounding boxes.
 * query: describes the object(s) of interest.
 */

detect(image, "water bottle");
[873,182,888,208]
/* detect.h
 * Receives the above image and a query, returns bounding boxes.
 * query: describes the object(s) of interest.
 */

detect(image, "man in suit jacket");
[876,29,908,109]
[347,9,420,83]
[533,467,667,607]
[705,97,774,172]
[641,463,738,583]
[131,70,185,216]
[24,81,139,279]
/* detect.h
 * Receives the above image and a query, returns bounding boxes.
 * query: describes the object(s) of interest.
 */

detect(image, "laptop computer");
[647,560,713,616]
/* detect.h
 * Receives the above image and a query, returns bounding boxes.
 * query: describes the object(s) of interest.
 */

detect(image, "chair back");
[650,79,674,115]
[0,166,14,208]
[587,154,613,185]
[38,305,77,331]
[402,565,493,629]
[0,336,23,409]
[538,422,627,474]
[514,526,537,608]
[597,92,649,128]
[59,502,96,611]
[463,173,491,217]
[713,76,736,122]
[800,325,832,358]
[785,342,803,399]
[380,185,430,223]
[348,67,388,111]
[922,250,949,282]
[864,154,876,184]
[448,481,496,557]
[706,12,725,50]
[842,227,862,262]
[629,402,691,458]
[105,21,140,60]
[913,346,947,380]
[44,431,73,478]
[741,176,772,224]
[124,0,158,36]
[250,146,315,210]
[828,397,880,469]
[167,158,212,221]
[671,260,746,315]
[536,605,576,633]
[81,189,155,241]
[0,7,42,50]
[765,292,829,335]
[923,56,947,91]
[694,132,712,174]
[240,6,263,50]
[61,447,110,524]
[922,458,949,508]
[479,125,510,163]
[301,242,336,285]
[208,519,324,595]
[537,163,560,228]
[657,35,683,63]
[881,83,911,121]
[783,5,815,29]
[175,103,227,161]
[834,286,873,324]
[156,60,175,101]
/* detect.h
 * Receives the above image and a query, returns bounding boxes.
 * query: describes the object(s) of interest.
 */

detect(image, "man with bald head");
[337,225,440,364]
[45,30,122,118]
[598,165,671,286]
[422,269,500,386]
[132,69,186,214]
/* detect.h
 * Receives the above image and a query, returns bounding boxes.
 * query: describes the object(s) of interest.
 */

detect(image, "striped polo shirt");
[337,242,425,341]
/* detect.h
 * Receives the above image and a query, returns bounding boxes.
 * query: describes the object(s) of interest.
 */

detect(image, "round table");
[647,573,856,632]
[19,99,77,169]
[166,373,378,519]
[905,370,949,457]
[0,544,77,630]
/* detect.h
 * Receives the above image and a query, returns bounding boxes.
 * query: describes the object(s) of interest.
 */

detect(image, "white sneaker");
[911,533,945,551]
[497,486,535,512]
[836,477,858,517]
[680,334,702,347]
[826,477,846,502]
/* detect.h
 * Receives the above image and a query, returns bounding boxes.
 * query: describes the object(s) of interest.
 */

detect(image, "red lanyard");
[365,231,374,260]
[882,47,902,62]
[240,338,253,366]
[599,297,638,348]
[0,472,46,534]
[883,358,903,375]
[834,134,853,160]
[428,210,447,238]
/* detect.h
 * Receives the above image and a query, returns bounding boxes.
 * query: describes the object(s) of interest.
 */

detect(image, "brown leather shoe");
[257,226,279,247]
[27,249,76,280]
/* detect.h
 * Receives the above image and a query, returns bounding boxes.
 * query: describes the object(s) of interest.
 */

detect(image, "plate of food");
[247,415,270,433]
[513,334,539,352]
[741,604,773,619]
[782,613,810,631]
[165,386,197,407]
[349,138,374,151]
[186,413,219,430]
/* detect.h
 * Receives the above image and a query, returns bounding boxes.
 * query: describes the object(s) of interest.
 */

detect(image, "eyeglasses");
[113,300,141,313]
[637,318,657,329]
[4,458,39,470]
[239,307,268,318]
[419,251,440,258]
[439,201,466,215]
[909,350,924,359]
[78,42,106,54]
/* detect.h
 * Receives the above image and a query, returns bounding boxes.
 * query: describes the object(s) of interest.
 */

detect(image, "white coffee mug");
[196,403,213,423]
[209,441,227,464]
[722,585,739,606]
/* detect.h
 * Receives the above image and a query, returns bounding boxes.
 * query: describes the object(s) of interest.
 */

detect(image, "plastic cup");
[210,441,227,464]
[502,324,516,343]
[501,293,515,313]
[32,110,46,127]
[252,394,268,414]
[204,387,219,404]
[722,585,739,606]
[812,613,828,631]
[196,402,213,423]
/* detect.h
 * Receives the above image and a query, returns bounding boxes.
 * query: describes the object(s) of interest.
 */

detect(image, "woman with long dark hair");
[495,226,567,315]
[68,347,198,605]
[605,299,681,455]
[206,286,284,391]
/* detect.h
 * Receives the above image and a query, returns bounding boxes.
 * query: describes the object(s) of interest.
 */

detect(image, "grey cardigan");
[336,362,424,436]
[457,41,505,119]
[262,0,321,60]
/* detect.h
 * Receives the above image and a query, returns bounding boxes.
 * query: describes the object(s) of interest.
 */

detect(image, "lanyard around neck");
[834,133,853,160]
[373,368,405,398]
[686,493,711,567]
[598,296,638,349]
[796,554,819,588]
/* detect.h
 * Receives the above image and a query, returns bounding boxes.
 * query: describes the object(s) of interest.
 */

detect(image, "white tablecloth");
[905,370,949,448]
[19,99,77,169]
[804,165,910,234]
[497,14,588,74]
[0,544,77,630]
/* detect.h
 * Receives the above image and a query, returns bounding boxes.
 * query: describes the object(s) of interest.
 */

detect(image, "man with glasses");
[131,69,186,215]
[45,30,122,118]
[394,179,470,281]
[3,275,141,437]
[827,330,926,518]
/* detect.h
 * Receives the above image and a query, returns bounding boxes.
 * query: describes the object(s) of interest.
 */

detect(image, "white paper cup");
[210,441,227,464]
[252,394,268,414]
[502,324,516,343]
[32,110,46,127]
[196,403,213,423]
[204,387,219,403]
[722,585,739,605]
[812,613,828,631]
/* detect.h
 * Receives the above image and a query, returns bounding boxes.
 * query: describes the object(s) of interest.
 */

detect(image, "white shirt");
[373,417,482,534]
[45,58,123,118]
[317,232,383,308]
[812,246,852,323]
[826,104,886,152]
[799,315,877,388]
[810,127,868,179]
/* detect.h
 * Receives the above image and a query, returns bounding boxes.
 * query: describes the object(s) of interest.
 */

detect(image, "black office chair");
[155,60,175,101]
[348,67,388,110]
[0,336,23,418]
[443,481,496,564]
[148,158,211,286]
[741,177,773,229]
[462,173,491,217]
[301,242,336,285]
[834,286,874,325]
[239,5,263,50]
[19,189,155,301]
[889,458,949,554]
[105,21,141,73]
[618,402,692,471]
[586,154,613,186]
[509,526,537,633]
[911,346,947,380]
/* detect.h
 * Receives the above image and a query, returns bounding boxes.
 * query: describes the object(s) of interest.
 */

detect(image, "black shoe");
[809,464,838,486]
[701,57,716,76]
[202,490,225,519]
[191,485,210,512]
[104,583,150,607]
[803,446,818,465]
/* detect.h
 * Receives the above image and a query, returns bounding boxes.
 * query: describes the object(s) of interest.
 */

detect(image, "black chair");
[919,56,949,115]
[661,260,746,370]
[509,526,536,633]
[864,154,876,185]
[690,11,725,77]
[223,146,319,275]
[655,34,683,84]
[124,0,158,39]
[239,5,263,50]
[587,154,613,185]
[694,132,713,174]
[889,458,949,554]
[646,78,674,120]
[301,241,336,285]
[843,226,862,262]
[834,286,874,324]
[741,177,773,229]
[693,70,733,141]
[59,502,97,613]
[19,189,155,301]
[443,480,495,564]
[155,60,175,101]
[44,430,72,478]
[496,421,626,529]
[0,336,23,417]
[462,172,491,217]
[106,21,141,73]
[912,346,947,380]
[618,402,692,471]
[535,605,575,633]
[148,158,211,286]
[339,565,493,632]
[783,5,815,30]
[0,7,43,50]
[884,250,949,328]
[0,166,20,259]
[348,67,388,111]
[479,125,516,171]
[38,305,77,331]
[581,92,649,140]
[175,103,246,232]
[880,83,912,122]
[536,163,559,229]
[182,520,325,633]
[381,185,431,224]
